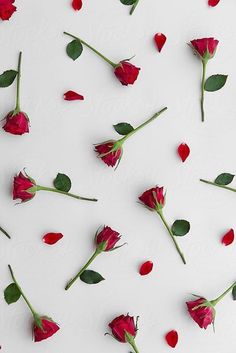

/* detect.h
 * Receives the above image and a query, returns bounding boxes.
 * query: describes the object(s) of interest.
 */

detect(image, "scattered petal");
[43,233,63,245]
[221,229,234,246]
[208,0,220,7]
[72,0,83,11]
[139,261,153,276]
[64,90,84,101]
[177,143,190,162]
[154,33,167,53]
[165,330,178,348]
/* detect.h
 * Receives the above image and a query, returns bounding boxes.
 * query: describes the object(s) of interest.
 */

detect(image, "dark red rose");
[109,315,136,343]
[13,171,36,202]
[3,111,29,135]
[190,38,219,60]
[0,0,16,20]
[96,226,121,251]
[33,317,60,342]
[114,61,140,86]
[95,140,123,167]
[139,186,165,210]
[186,298,214,329]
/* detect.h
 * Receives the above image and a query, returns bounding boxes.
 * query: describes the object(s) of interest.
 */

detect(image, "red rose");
[190,37,219,60]
[109,315,136,343]
[33,317,60,342]
[139,186,165,210]
[114,61,140,86]
[0,0,16,20]
[13,171,36,202]
[95,140,122,167]
[186,298,214,329]
[96,226,121,251]
[3,111,29,135]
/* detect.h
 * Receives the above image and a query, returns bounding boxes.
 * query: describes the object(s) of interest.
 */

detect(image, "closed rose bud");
[33,317,60,342]
[13,171,36,202]
[114,61,140,86]
[96,226,121,251]
[3,111,29,135]
[109,315,136,343]
[0,0,16,21]
[190,37,219,61]
[186,298,214,329]
[139,186,165,210]
[95,140,123,167]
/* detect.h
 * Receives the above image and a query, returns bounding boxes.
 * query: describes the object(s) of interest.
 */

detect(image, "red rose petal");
[165,330,178,348]
[208,0,220,7]
[64,90,84,101]
[72,0,82,11]
[221,229,234,246]
[154,33,167,53]
[139,261,153,276]
[177,143,190,162]
[43,233,63,245]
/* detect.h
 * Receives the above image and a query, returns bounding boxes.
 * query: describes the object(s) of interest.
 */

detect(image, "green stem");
[65,249,101,290]
[200,60,207,122]
[130,0,140,15]
[129,340,140,353]
[15,52,22,113]
[8,265,37,317]
[63,32,117,68]
[200,179,236,193]
[119,107,167,144]
[157,211,186,264]
[0,226,11,239]
[36,185,98,202]
[211,282,236,306]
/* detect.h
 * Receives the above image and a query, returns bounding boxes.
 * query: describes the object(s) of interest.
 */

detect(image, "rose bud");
[108,314,140,353]
[64,32,140,86]
[0,0,16,21]
[190,37,219,60]
[65,226,124,290]
[33,316,60,342]
[187,280,236,329]
[13,171,36,202]
[3,52,30,135]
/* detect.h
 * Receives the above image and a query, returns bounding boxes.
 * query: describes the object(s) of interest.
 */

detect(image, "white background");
[0,0,236,352]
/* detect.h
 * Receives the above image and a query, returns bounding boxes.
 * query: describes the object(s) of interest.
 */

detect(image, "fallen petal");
[72,0,83,11]
[208,0,220,7]
[221,229,234,246]
[139,261,153,276]
[177,143,190,162]
[154,33,167,52]
[64,90,84,101]
[43,233,63,245]
[165,330,178,348]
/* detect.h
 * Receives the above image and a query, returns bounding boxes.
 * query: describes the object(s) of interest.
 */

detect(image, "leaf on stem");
[113,122,134,135]
[54,173,72,192]
[4,283,21,304]
[214,173,234,185]
[66,40,83,61]
[171,220,190,236]
[80,270,105,284]
[204,74,228,92]
[0,70,18,87]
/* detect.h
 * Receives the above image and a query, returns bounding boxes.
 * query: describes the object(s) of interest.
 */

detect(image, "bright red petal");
[72,0,82,11]
[43,233,63,245]
[64,90,84,101]
[221,229,234,246]
[154,33,167,53]
[208,0,220,7]
[139,261,153,276]
[177,143,190,162]
[165,330,178,348]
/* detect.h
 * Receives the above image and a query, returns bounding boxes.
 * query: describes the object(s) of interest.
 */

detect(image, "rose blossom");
[33,317,60,342]
[0,0,16,21]
[114,61,140,86]
[96,226,121,251]
[3,111,29,135]
[95,140,123,168]
[139,186,165,210]
[13,171,36,202]
[190,37,219,60]
[109,315,136,343]
[186,298,214,329]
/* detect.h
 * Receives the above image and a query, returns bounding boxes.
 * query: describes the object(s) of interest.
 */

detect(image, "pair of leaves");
[120,0,136,4]
[54,173,72,192]
[4,283,21,304]
[204,74,228,92]
[66,40,83,61]
[80,270,105,284]
[214,173,234,186]
[113,122,134,135]
[172,220,190,237]
[0,70,18,88]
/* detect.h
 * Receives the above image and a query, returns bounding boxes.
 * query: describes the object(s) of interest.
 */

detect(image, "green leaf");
[120,0,136,4]
[232,286,236,301]
[171,220,190,237]
[0,70,18,88]
[80,270,105,284]
[113,122,134,136]
[204,74,228,92]
[66,40,83,61]
[54,173,72,192]
[214,173,234,186]
[4,283,21,304]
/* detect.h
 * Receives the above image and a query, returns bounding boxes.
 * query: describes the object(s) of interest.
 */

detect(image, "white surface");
[0,0,236,352]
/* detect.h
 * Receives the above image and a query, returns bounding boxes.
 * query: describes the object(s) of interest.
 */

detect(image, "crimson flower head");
[95,140,122,168]
[13,171,36,202]
[96,226,121,251]
[139,186,165,211]
[3,111,29,135]
[109,314,137,343]
[33,316,60,342]
[190,37,219,61]
[186,297,214,329]
[0,0,16,20]
[114,61,140,86]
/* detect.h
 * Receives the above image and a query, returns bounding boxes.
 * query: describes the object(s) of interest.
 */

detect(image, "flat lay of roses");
[1,0,236,352]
